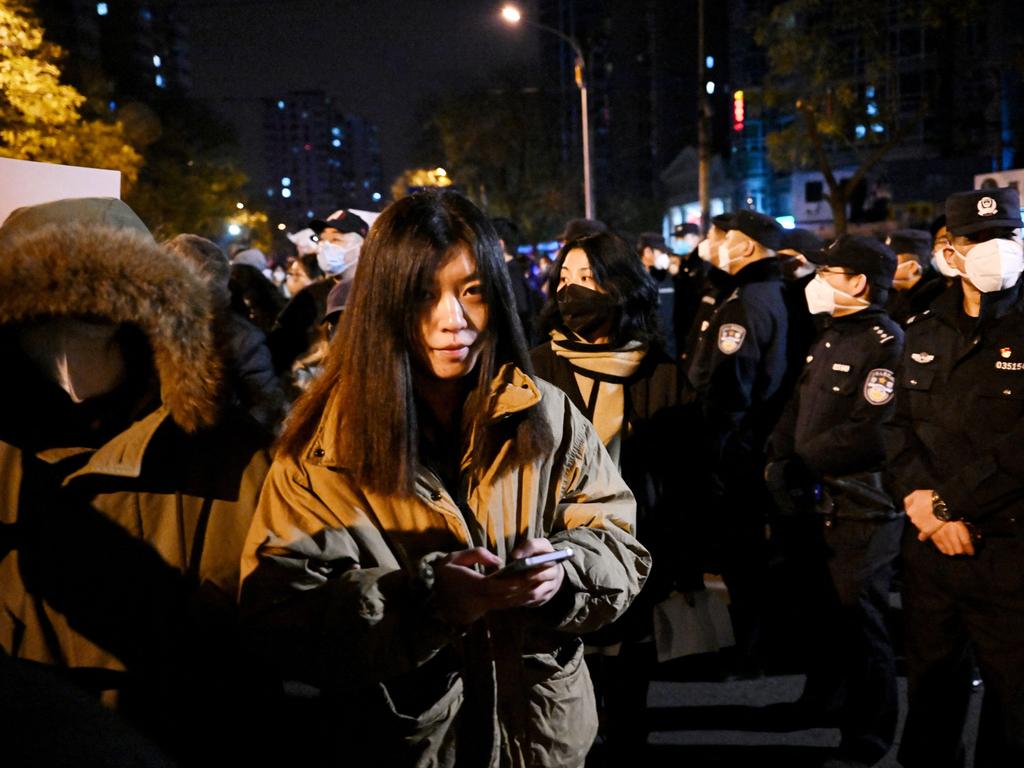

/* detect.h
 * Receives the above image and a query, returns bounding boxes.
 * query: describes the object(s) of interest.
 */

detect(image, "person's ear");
[850,273,869,298]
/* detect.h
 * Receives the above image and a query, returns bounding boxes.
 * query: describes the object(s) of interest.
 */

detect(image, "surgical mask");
[717,241,748,272]
[804,274,869,316]
[697,239,712,262]
[557,284,618,341]
[317,240,360,276]
[653,250,671,271]
[932,247,959,279]
[953,239,1024,293]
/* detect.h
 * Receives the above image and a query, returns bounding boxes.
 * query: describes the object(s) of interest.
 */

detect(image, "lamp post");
[501,4,594,219]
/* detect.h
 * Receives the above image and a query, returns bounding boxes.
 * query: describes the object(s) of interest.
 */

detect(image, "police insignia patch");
[717,323,746,355]
[977,196,998,217]
[863,368,895,405]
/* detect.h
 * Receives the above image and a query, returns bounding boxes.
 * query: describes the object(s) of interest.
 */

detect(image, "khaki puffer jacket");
[240,364,651,767]
[0,198,272,762]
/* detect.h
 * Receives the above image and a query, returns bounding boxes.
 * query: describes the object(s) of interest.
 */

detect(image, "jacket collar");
[731,257,782,286]
[35,406,171,484]
[930,275,1024,329]
[308,364,542,468]
[826,306,889,329]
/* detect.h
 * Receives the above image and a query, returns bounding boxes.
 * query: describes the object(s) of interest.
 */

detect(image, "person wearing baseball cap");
[888,186,1024,768]
[685,208,796,677]
[767,234,903,764]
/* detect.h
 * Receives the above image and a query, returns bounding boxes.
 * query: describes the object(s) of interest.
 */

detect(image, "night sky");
[181,0,541,183]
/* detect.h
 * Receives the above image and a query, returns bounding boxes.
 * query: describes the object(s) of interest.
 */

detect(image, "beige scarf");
[549,330,646,465]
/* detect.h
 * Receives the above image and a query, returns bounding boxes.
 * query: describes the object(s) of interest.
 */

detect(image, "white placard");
[0,158,121,226]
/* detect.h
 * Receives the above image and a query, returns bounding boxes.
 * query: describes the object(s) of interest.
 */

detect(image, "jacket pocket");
[375,667,463,766]
[523,637,597,767]
[971,381,1024,432]
[902,368,935,420]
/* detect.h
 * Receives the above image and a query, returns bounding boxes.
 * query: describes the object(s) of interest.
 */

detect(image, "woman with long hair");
[240,191,649,767]
[532,231,688,759]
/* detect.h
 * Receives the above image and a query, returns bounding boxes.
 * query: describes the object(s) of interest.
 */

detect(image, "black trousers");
[779,514,902,763]
[899,530,1024,768]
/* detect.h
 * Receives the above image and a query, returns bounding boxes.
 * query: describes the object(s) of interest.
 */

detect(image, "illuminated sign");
[733,90,745,132]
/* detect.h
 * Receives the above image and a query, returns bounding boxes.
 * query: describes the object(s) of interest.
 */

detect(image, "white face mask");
[892,259,922,291]
[932,247,959,278]
[952,239,1024,293]
[653,250,671,271]
[697,239,712,262]
[804,274,869,316]
[717,240,749,273]
[317,240,360,276]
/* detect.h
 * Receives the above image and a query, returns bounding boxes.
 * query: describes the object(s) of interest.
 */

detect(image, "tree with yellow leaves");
[0,1,141,186]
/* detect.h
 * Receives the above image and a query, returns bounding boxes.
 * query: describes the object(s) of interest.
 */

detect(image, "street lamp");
[501,4,594,219]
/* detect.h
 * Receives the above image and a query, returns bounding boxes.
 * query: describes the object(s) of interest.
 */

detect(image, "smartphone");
[496,548,574,576]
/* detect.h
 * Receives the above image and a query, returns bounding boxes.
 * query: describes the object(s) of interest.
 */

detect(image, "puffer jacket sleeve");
[238,458,461,691]
[541,386,652,634]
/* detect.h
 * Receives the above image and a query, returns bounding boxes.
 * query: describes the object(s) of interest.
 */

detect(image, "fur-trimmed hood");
[0,210,224,433]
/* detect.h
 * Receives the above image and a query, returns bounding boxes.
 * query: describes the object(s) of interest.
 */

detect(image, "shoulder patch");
[863,368,895,406]
[718,323,747,355]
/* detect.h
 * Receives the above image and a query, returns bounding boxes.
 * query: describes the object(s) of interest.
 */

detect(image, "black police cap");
[945,188,1022,237]
[779,228,825,257]
[886,229,932,261]
[673,222,700,237]
[711,212,734,232]
[732,209,783,251]
[809,234,897,289]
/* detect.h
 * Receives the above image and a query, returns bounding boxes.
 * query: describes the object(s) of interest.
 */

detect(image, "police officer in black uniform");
[687,209,792,673]
[884,228,947,326]
[767,235,903,767]
[887,187,1024,768]
[679,213,736,378]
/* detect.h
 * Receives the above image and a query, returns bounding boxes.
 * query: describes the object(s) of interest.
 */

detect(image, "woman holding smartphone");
[240,191,649,767]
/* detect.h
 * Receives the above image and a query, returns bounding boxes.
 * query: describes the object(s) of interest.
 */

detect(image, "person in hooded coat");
[0,198,272,765]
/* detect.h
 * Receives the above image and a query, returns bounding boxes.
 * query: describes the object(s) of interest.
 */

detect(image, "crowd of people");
[0,184,1021,768]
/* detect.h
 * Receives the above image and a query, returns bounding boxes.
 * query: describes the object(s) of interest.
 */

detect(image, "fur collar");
[0,222,223,432]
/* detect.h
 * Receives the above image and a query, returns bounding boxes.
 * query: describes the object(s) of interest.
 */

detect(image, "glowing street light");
[236,201,245,209]
[500,4,521,23]
[500,4,594,218]
[227,223,242,237]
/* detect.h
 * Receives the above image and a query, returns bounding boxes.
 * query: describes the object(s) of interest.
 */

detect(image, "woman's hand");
[502,538,566,608]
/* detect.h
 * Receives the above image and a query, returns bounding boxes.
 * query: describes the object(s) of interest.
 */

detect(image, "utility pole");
[698,0,711,233]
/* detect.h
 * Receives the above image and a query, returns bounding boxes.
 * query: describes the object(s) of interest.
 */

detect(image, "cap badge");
[978,196,999,217]
[911,352,935,364]
[1001,347,1012,358]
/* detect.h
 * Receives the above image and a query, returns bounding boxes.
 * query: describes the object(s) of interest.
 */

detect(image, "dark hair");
[278,190,551,495]
[164,234,231,298]
[294,252,324,281]
[538,231,662,347]
[490,217,521,253]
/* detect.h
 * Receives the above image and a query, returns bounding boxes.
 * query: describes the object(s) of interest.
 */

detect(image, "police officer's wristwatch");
[931,491,955,522]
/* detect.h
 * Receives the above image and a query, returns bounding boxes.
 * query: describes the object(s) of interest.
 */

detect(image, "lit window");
[855,124,867,139]
[277,100,285,110]
[866,85,876,99]
[706,81,715,95]
[871,123,885,134]
[372,192,382,202]
[281,188,292,199]
[866,102,878,116]
[706,55,715,69]
[281,177,291,187]
[108,100,117,112]
[155,74,165,88]
[227,224,242,236]
[331,126,342,137]
[153,54,162,67]
[96,3,108,16]
[332,139,341,148]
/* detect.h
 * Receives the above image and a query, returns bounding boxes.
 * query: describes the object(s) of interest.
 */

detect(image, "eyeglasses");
[815,266,855,277]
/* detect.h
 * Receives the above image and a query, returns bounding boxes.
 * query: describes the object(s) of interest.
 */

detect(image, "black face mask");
[556,283,617,341]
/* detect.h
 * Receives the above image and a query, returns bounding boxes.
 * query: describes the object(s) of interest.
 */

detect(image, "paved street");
[587,668,982,767]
